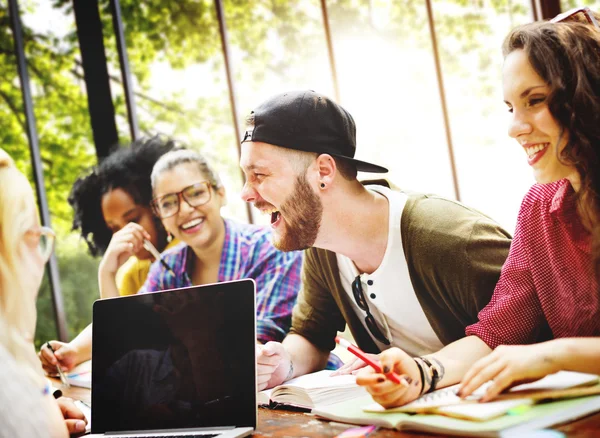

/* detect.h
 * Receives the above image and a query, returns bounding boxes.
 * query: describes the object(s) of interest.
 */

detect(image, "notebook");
[257,370,369,409]
[313,371,600,435]
[363,370,600,420]
[313,394,600,437]
[66,360,91,388]
[88,280,257,438]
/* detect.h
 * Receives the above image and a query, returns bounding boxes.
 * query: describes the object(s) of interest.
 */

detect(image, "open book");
[257,370,368,410]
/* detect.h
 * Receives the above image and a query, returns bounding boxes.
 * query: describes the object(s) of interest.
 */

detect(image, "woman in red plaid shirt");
[357,8,600,408]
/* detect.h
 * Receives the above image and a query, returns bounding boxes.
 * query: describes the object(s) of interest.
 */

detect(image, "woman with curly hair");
[39,136,178,375]
[69,135,178,298]
[356,8,600,408]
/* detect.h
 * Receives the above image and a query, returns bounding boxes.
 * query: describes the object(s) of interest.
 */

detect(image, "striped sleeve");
[245,234,303,344]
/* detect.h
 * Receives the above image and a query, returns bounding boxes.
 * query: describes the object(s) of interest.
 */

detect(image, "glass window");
[432,0,535,231]
[327,0,456,200]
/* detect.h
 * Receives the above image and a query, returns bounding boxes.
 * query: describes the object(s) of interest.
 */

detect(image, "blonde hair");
[0,148,46,387]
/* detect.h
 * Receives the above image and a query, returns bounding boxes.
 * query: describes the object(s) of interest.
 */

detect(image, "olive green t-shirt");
[290,191,512,354]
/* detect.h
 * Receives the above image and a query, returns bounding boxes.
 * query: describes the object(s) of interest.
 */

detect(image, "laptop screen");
[91,280,257,433]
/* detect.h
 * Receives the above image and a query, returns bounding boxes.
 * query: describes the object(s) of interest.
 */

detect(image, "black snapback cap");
[242,90,388,174]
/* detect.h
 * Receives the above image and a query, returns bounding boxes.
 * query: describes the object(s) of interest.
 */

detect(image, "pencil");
[143,239,175,276]
[45,342,71,388]
[335,336,408,386]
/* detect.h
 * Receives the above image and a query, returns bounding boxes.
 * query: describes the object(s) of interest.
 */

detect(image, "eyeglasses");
[151,182,213,219]
[352,275,390,345]
[551,6,600,29]
[25,226,56,263]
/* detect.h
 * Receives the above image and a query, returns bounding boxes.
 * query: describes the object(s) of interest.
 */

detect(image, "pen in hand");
[142,239,175,276]
[45,342,70,388]
[335,337,409,387]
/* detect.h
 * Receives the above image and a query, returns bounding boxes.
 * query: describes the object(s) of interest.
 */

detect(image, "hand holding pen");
[335,337,406,385]
[338,339,423,409]
[44,342,70,388]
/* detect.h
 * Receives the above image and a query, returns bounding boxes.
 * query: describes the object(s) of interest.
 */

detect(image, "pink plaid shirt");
[466,179,599,349]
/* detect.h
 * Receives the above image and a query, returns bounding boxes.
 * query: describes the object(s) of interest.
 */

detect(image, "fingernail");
[383,366,390,373]
[457,390,463,397]
[377,377,385,383]
[405,377,413,384]
[75,421,86,431]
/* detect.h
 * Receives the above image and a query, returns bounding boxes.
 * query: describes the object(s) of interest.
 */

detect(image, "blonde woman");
[0,148,87,437]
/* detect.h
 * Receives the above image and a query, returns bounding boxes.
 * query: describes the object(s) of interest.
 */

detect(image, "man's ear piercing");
[320,183,325,189]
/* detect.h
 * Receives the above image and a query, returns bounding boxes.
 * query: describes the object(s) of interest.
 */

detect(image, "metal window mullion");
[72,0,119,161]
[214,0,254,224]
[109,0,140,141]
[533,0,561,20]
[424,0,461,201]
[320,0,341,103]
[8,0,69,341]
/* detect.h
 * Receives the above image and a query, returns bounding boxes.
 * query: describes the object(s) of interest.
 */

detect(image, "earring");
[320,183,325,189]
[167,232,173,243]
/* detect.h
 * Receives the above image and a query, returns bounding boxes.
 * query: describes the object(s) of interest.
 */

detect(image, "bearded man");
[239,90,511,391]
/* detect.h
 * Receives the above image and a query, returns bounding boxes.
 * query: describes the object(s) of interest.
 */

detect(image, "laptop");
[88,279,256,437]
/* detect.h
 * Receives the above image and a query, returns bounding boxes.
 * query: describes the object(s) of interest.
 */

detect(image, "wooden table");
[52,379,600,437]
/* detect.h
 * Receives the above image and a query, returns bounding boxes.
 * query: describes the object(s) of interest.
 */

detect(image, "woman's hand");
[355,347,422,409]
[98,223,151,276]
[458,343,560,402]
[39,341,80,375]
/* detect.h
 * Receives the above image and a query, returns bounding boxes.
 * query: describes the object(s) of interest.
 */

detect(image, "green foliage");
[34,239,99,349]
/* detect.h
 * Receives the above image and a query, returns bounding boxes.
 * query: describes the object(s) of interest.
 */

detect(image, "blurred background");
[2,0,597,348]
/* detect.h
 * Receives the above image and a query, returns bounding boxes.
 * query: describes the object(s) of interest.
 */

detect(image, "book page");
[279,370,357,389]
[509,371,598,393]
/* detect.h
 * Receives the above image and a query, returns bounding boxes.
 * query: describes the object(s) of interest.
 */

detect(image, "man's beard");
[273,173,323,252]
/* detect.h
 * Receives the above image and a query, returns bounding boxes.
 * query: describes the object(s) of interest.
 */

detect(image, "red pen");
[335,336,408,386]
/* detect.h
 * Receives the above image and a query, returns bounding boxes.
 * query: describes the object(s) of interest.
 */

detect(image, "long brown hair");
[503,16,600,283]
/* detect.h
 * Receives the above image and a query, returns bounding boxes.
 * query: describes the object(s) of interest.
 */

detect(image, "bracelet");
[420,357,439,394]
[413,358,426,395]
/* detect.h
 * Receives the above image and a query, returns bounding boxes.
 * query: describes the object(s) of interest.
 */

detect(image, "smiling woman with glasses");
[0,148,88,437]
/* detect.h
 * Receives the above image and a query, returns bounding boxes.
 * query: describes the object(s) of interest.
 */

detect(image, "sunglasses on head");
[551,6,600,29]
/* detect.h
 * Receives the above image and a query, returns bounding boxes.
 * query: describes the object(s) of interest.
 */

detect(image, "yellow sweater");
[115,239,180,296]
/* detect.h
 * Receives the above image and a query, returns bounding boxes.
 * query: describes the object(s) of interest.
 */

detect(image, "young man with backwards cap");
[239,90,511,398]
